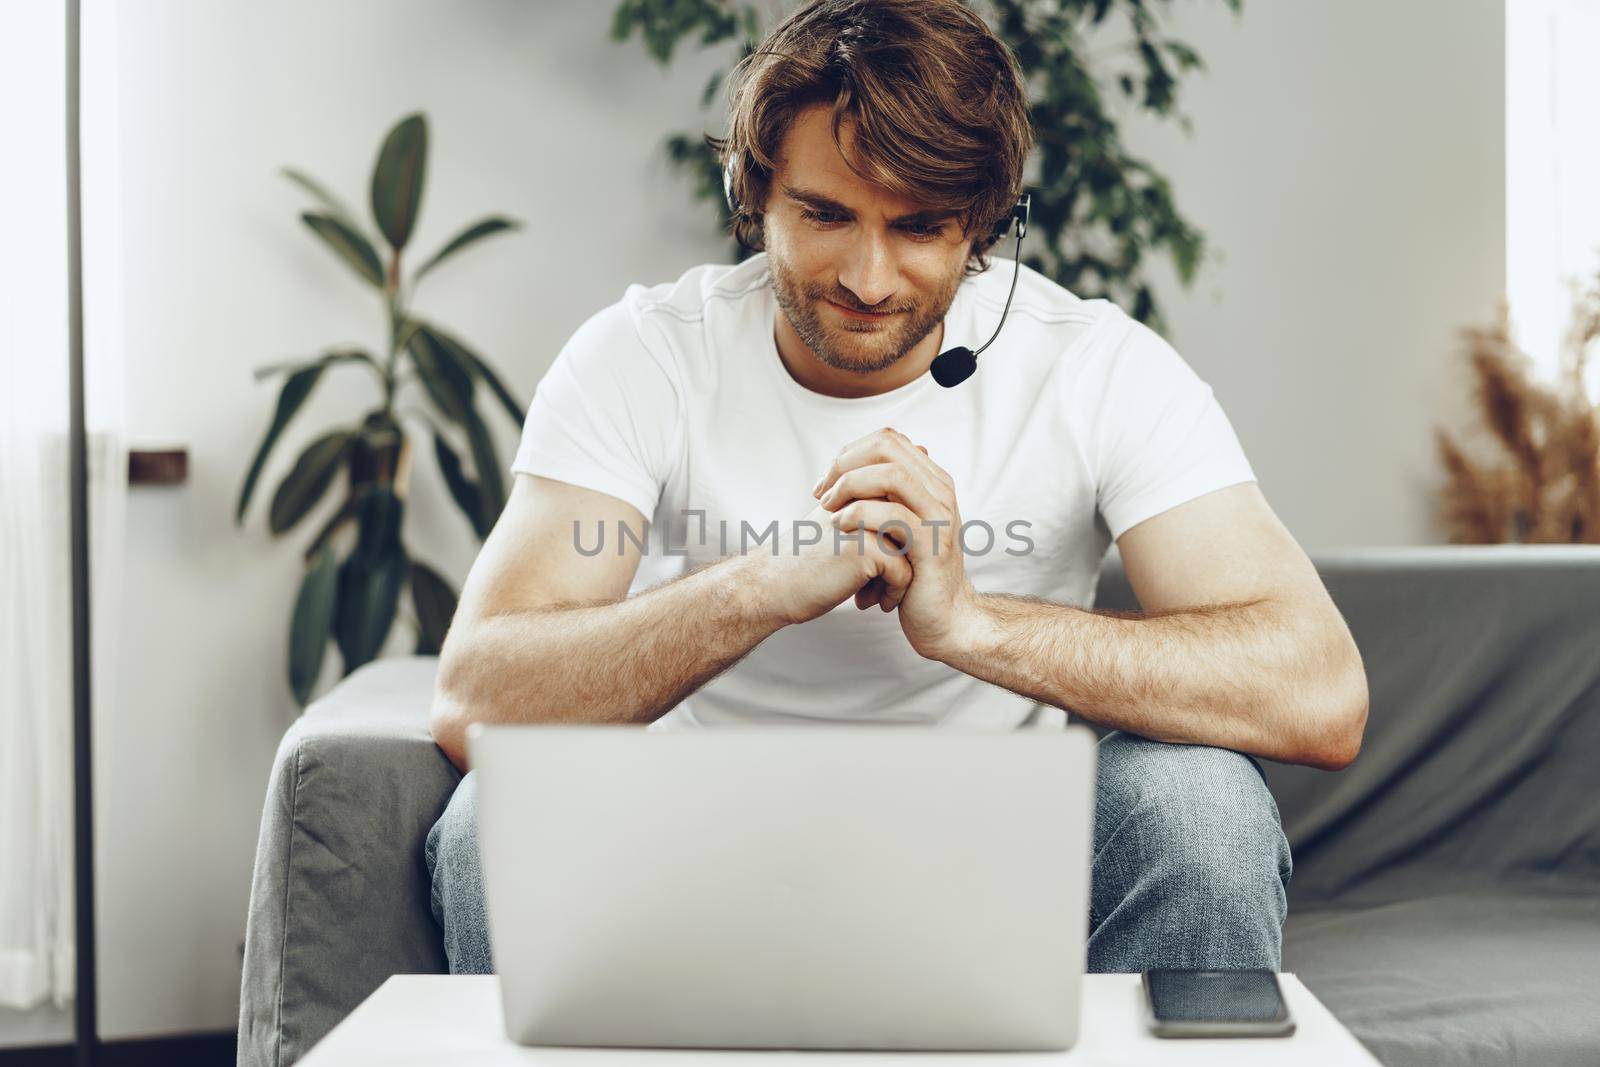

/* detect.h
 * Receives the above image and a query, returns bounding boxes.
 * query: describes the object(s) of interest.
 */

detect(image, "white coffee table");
[298,974,1380,1065]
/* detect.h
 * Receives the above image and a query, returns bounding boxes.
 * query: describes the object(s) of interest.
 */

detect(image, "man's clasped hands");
[748,426,984,662]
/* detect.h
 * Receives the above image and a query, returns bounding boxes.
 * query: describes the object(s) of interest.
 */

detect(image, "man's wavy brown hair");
[708,0,1034,275]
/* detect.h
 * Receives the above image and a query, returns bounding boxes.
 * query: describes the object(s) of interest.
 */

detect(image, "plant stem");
[384,290,405,416]
[377,245,407,414]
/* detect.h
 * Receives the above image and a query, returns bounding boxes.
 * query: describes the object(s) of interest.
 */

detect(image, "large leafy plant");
[611,0,1239,328]
[238,112,524,705]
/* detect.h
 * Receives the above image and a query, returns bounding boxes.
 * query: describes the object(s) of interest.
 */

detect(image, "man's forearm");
[942,592,1366,769]
[433,554,781,752]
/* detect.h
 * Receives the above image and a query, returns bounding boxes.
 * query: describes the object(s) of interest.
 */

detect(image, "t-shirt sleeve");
[1087,315,1257,542]
[510,294,682,521]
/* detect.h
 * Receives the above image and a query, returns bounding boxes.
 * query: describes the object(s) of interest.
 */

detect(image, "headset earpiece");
[723,158,740,217]
[991,193,1030,240]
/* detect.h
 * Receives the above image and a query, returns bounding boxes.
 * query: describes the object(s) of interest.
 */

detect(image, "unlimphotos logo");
[572,510,1035,558]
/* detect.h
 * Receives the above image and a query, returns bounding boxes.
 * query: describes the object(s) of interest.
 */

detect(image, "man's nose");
[837,226,898,309]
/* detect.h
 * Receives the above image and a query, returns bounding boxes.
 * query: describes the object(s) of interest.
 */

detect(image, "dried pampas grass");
[1435,290,1600,544]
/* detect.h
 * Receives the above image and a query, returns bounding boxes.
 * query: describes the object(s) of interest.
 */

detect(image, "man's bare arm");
[943,589,1363,769]
[433,556,782,737]
[810,429,1367,771]
[429,476,781,770]
[431,473,914,772]
[938,483,1367,770]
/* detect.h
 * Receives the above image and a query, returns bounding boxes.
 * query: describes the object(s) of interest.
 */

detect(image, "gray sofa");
[237,546,1600,1067]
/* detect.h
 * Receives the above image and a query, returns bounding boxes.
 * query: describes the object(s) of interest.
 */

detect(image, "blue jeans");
[424,731,1292,974]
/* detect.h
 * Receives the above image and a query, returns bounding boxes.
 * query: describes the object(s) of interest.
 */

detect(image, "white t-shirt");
[511,253,1256,732]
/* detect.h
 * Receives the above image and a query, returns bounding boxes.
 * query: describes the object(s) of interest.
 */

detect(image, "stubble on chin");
[770,256,957,375]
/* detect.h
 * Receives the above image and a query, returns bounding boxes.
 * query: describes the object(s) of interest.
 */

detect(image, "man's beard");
[770,253,963,375]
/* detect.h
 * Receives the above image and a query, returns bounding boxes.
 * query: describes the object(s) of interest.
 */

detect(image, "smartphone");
[1141,969,1296,1038]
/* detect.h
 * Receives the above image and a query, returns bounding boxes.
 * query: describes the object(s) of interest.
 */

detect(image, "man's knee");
[1093,732,1291,929]
[424,770,495,973]
[426,771,482,923]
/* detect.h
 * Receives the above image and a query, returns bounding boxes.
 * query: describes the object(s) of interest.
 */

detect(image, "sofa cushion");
[1284,887,1600,1067]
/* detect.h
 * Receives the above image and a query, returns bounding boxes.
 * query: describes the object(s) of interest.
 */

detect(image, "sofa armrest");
[237,656,457,1067]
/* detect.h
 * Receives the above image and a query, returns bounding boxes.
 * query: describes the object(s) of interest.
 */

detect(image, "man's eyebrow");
[780,183,956,225]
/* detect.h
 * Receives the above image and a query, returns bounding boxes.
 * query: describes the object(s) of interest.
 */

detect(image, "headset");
[725,159,1031,388]
[928,194,1030,388]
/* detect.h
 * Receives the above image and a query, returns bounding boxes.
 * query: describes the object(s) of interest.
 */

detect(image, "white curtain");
[0,0,126,1011]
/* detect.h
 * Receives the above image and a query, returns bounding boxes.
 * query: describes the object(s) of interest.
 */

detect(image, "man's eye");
[903,223,944,240]
[801,209,845,225]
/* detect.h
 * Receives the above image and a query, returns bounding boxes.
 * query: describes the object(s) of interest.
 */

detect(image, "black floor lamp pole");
[64,0,99,1064]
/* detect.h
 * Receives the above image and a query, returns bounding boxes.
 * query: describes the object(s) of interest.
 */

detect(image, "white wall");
[1118,0,1507,549]
[10,0,1508,1045]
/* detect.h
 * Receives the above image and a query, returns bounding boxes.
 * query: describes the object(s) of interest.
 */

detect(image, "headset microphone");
[928,193,1030,388]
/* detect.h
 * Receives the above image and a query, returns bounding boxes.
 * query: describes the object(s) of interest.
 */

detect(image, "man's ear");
[964,233,986,264]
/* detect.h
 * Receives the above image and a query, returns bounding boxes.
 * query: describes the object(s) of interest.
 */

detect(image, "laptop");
[467,722,1096,1051]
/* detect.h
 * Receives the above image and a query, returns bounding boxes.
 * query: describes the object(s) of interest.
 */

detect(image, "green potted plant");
[237,112,524,705]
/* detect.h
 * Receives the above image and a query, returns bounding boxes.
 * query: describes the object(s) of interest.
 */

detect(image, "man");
[427,0,1367,978]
